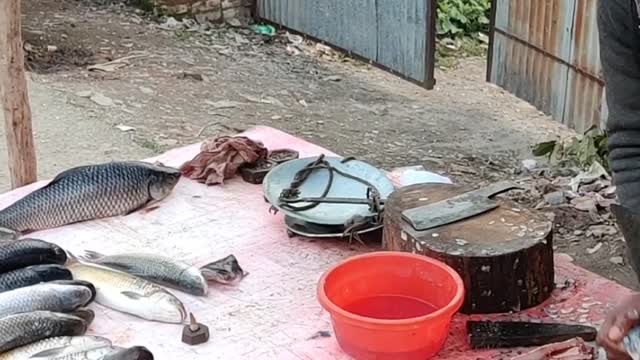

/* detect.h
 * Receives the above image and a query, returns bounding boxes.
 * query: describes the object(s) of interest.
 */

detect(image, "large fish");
[0,282,93,318]
[0,336,112,360]
[0,239,67,273]
[0,264,72,294]
[67,261,187,324]
[0,311,87,353]
[0,161,181,233]
[199,255,248,285]
[79,251,208,296]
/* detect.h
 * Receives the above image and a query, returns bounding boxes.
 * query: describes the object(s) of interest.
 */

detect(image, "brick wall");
[151,0,254,23]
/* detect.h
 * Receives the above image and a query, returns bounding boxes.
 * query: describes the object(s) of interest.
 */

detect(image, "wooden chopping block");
[382,183,554,314]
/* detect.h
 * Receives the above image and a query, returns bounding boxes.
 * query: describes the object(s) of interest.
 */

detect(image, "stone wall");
[151,0,254,24]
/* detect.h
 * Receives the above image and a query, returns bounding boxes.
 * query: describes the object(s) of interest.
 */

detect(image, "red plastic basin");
[317,251,465,360]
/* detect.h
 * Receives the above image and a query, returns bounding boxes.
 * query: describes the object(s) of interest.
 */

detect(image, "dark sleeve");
[599,0,640,278]
[598,0,640,210]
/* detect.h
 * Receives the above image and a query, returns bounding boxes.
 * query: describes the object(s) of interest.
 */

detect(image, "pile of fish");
[68,250,248,324]
[0,161,250,357]
[0,239,152,359]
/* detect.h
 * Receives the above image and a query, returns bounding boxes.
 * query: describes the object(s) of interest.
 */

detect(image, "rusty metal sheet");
[488,0,606,132]
[257,0,436,88]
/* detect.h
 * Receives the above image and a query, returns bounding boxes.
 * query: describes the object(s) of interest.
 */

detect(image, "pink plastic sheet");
[0,126,633,359]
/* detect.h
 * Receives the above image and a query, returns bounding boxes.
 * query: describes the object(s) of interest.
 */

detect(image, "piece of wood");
[382,183,554,314]
[0,0,37,188]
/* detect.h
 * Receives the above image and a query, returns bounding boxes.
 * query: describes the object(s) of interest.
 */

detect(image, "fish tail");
[65,250,81,265]
[79,250,104,262]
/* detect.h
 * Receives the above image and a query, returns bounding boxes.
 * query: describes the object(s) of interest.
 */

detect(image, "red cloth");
[180,136,268,185]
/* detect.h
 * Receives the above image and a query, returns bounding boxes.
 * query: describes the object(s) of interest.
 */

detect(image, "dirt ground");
[1,0,635,289]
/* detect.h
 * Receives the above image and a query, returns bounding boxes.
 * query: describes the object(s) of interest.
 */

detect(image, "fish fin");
[65,250,80,265]
[80,250,105,261]
[29,347,69,358]
[121,291,146,300]
[124,199,162,216]
[44,164,95,188]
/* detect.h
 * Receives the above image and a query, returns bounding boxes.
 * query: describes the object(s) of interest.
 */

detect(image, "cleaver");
[401,180,522,231]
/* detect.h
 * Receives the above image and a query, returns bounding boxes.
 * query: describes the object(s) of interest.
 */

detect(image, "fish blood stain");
[343,295,437,320]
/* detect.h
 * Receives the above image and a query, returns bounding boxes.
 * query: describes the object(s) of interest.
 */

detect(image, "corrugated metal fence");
[257,0,437,89]
[488,0,607,133]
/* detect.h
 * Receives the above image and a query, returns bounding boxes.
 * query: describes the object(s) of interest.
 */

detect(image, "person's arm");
[598,1,640,359]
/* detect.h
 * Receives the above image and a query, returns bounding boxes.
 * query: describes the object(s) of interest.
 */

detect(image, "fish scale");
[0,311,87,353]
[0,161,181,233]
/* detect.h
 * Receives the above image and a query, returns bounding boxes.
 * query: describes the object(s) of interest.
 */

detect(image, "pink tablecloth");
[0,126,632,359]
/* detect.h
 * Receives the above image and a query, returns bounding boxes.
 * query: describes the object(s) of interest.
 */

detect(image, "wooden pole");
[0,0,37,189]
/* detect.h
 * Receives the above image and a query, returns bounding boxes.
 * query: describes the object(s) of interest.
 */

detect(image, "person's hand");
[597,293,640,360]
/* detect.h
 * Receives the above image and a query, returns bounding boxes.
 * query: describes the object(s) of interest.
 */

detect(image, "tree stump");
[382,183,554,314]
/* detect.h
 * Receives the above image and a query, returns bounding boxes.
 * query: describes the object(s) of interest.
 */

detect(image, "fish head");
[180,267,209,296]
[69,308,96,326]
[200,255,248,285]
[54,312,89,335]
[150,291,187,324]
[48,242,69,264]
[148,166,182,200]
[30,264,73,281]
[60,285,94,310]
[103,346,154,360]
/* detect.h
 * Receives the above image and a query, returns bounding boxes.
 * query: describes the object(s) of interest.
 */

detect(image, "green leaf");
[532,140,557,157]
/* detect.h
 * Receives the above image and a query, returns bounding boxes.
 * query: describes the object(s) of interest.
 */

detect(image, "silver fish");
[624,325,640,360]
[78,251,207,296]
[0,336,112,360]
[0,161,181,233]
[0,311,87,353]
[46,346,123,360]
[0,282,93,318]
[67,261,187,324]
[200,255,248,285]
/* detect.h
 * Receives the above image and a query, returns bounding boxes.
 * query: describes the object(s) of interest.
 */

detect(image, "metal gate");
[257,0,437,89]
[487,0,606,133]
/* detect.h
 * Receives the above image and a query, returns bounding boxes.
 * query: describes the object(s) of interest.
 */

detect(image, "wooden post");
[0,0,37,189]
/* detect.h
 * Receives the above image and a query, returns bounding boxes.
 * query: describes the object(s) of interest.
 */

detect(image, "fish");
[624,325,640,360]
[67,261,187,324]
[100,346,154,360]
[199,255,248,285]
[0,239,67,273]
[0,161,181,233]
[0,282,93,318]
[0,336,112,360]
[0,311,87,353]
[67,309,95,327]
[0,264,73,294]
[45,345,124,360]
[78,250,208,296]
[48,280,98,305]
